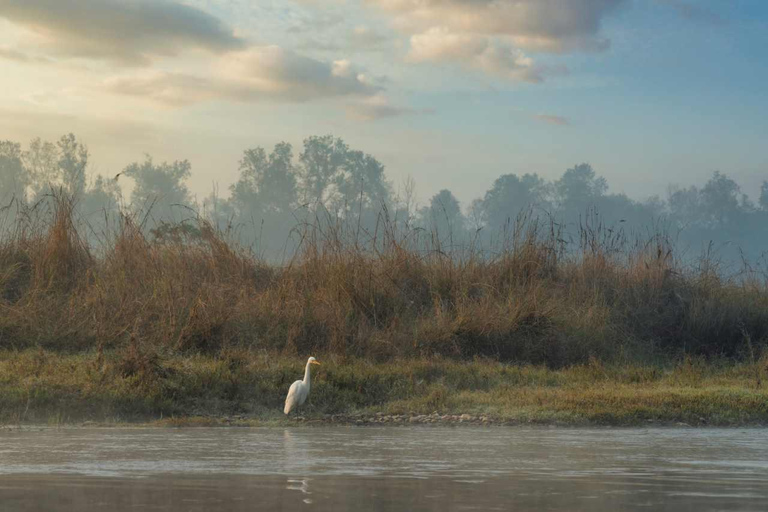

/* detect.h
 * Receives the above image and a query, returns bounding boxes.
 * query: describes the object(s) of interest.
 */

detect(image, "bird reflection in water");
[286,478,313,504]
[284,430,313,504]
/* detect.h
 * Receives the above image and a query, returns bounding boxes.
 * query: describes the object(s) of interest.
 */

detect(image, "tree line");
[2,133,767,265]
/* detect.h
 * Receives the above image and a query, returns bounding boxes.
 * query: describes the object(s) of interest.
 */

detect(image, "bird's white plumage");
[284,357,320,415]
[284,380,308,414]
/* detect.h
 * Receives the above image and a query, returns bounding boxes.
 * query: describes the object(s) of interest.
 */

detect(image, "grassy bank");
[1,195,767,425]
[0,350,766,426]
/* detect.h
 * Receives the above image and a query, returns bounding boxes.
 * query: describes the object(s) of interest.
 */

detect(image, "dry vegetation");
[0,193,767,425]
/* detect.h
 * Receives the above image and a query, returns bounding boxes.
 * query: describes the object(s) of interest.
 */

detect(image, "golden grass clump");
[0,193,767,369]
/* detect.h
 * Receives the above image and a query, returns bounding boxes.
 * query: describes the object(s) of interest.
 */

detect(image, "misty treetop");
[1,133,767,264]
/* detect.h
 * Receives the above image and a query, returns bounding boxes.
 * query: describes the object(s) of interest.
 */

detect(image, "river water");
[0,427,766,511]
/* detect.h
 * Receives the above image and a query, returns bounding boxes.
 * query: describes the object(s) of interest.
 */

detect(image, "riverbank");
[1,351,766,427]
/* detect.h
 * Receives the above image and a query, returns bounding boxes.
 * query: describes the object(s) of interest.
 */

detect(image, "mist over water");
[2,134,767,268]
[1,427,766,512]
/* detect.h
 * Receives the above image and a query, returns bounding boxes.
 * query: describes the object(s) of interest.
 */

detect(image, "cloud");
[0,45,57,65]
[286,10,345,35]
[101,72,216,107]
[367,0,625,53]
[361,1,624,81]
[223,47,380,101]
[295,25,393,55]
[407,27,542,83]
[0,0,245,65]
[345,94,431,121]
[99,47,381,106]
[0,45,31,62]
[534,114,570,126]
[657,0,725,26]
[349,26,391,49]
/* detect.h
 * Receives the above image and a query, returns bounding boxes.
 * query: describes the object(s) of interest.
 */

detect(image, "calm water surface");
[0,427,766,511]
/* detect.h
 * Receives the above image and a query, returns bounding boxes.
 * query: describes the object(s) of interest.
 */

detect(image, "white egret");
[284,357,321,417]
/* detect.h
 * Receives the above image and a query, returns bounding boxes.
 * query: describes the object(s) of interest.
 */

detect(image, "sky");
[0,0,767,206]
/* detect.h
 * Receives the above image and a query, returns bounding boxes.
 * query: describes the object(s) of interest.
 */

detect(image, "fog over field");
[1,132,767,269]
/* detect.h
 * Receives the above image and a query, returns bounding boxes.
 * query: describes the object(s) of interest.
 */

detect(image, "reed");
[1,193,766,366]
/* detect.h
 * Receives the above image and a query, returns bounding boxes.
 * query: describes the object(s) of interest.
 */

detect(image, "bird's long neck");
[302,362,312,390]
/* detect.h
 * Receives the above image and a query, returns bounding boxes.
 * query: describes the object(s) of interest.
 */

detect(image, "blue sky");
[0,0,766,206]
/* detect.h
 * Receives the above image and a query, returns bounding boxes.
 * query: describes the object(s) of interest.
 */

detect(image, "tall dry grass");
[0,193,767,367]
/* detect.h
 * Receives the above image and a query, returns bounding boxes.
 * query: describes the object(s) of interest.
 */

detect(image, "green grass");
[1,349,766,426]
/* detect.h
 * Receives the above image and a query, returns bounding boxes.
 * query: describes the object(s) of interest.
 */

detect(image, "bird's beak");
[311,360,321,366]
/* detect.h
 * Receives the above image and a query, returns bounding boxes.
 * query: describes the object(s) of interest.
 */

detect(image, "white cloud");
[0,0,245,65]
[345,94,430,121]
[368,0,625,52]
[365,0,625,80]
[100,47,381,106]
[350,26,391,49]
[101,72,216,107]
[0,2,389,113]
[222,47,380,101]
[407,27,542,82]
[0,45,33,62]
[292,23,393,54]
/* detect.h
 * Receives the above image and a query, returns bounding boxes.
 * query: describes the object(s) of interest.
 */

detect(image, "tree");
[298,135,348,205]
[123,157,193,224]
[555,163,606,210]
[334,149,391,214]
[298,135,392,215]
[667,185,701,228]
[391,175,418,234]
[57,133,89,197]
[228,142,302,256]
[22,137,58,201]
[468,198,485,231]
[18,134,90,200]
[478,173,551,230]
[420,189,465,242]
[261,142,298,215]
[81,174,121,216]
[700,171,740,226]
[758,181,768,211]
[79,174,123,243]
[231,147,267,209]
[202,184,237,233]
[231,142,297,217]
[0,140,28,205]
